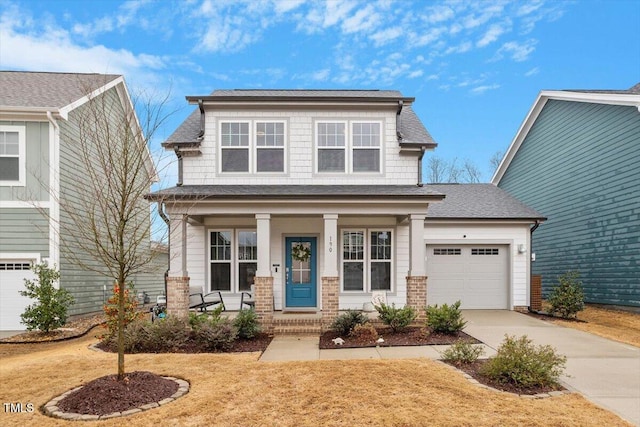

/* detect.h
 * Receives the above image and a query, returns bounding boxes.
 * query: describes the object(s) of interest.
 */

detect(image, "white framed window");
[341,229,393,292]
[316,120,382,174]
[0,125,26,186]
[219,120,286,173]
[209,229,257,293]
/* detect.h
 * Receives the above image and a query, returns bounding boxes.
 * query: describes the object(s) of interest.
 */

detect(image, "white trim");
[492,89,640,183]
[57,76,124,120]
[0,125,26,186]
[46,113,60,267]
[0,201,50,208]
[0,252,41,262]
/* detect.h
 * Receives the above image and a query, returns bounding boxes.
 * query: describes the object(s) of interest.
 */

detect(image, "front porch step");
[271,314,323,335]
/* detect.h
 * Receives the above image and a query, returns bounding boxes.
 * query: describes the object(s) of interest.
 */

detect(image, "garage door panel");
[426,245,509,310]
[0,262,35,331]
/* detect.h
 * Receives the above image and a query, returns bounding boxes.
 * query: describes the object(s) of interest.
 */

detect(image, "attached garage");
[426,244,509,309]
[0,259,36,331]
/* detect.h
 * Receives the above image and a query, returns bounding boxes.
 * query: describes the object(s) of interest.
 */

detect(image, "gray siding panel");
[0,121,49,201]
[499,100,640,306]
[0,209,49,255]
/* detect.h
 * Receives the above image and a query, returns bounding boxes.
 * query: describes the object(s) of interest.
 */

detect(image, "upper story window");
[316,121,381,173]
[219,120,286,173]
[0,125,26,186]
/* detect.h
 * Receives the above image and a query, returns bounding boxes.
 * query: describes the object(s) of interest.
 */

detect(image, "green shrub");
[120,316,192,353]
[234,309,261,339]
[440,340,484,365]
[196,319,238,351]
[350,323,379,341]
[375,303,416,333]
[548,271,585,319]
[19,263,74,332]
[330,309,369,335]
[425,300,467,334]
[480,335,567,388]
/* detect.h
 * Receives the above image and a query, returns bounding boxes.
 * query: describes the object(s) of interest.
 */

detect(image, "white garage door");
[426,245,509,309]
[0,261,36,331]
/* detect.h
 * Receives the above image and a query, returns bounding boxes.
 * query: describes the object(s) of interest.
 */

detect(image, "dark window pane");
[343,262,364,291]
[211,263,231,291]
[353,149,380,172]
[238,262,256,291]
[371,262,391,290]
[318,149,345,172]
[0,158,19,181]
[221,149,249,172]
[257,148,284,172]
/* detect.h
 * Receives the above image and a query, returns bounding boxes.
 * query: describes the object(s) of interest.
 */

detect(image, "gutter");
[174,146,183,186]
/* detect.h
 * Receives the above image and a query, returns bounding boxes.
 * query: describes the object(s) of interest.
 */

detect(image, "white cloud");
[477,22,510,48]
[471,84,500,94]
[311,68,331,81]
[445,41,472,55]
[492,39,537,62]
[524,66,540,77]
[408,70,424,79]
[341,4,381,34]
[370,26,403,47]
[273,0,306,15]
[423,5,454,24]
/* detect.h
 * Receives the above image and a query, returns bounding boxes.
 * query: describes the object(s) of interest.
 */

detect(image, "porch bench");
[189,288,225,312]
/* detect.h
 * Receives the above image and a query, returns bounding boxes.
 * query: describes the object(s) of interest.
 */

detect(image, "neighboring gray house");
[149,89,544,332]
[0,71,165,330]
[493,83,640,307]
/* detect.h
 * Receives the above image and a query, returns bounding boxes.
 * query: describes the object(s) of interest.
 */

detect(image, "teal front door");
[285,237,317,307]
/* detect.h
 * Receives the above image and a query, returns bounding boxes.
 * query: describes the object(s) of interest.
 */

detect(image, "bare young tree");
[462,159,482,183]
[489,150,505,175]
[57,81,172,380]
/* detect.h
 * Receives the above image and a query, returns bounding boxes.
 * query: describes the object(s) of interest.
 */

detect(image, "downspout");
[529,220,541,312]
[197,99,205,141]
[396,100,404,141]
[157,201,170,298]
[46,111,61,273]
[174,146,183,186]
[417,146,426,187]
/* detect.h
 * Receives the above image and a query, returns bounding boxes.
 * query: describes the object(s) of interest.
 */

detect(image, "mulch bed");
[56,371,178,416]
[524,311,587,323]
[446,359,566,395]
[0,314,106,344]
[319,326,479,349]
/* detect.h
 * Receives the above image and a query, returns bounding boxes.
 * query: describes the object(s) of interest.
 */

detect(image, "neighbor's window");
[220,122,250,172]
[352,122,381,172]
[210,231,232,291]
[256,122,285,172]
[317,122,346,172]
[342,229,393,292]
[0,125,25,185]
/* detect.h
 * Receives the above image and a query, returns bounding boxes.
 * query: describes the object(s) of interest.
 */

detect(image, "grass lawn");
[546,304,640,348]
[0,331,631,427]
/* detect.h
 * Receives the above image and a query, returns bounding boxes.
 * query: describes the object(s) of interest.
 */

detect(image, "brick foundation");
[321,276,340,330]
[514,306,529,313]
[254,276,274,331]
[530,275,542,312]
[406,276,428,320]
[167,276,190,318]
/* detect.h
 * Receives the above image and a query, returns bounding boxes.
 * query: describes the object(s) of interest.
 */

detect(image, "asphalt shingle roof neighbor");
[165,89,435,147]
[0,71,120,109]
[425,184,545,220]
[565,82,640,95]
[147,185,444,200]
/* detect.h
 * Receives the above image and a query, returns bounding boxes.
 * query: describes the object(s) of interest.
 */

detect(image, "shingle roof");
[564,82,640,95]
[0,71,121,109]
[165,89,435,146]
[147,184,444,200]
[425,184,545,220]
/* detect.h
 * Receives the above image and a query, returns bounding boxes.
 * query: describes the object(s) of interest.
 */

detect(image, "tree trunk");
[117,277,125,381]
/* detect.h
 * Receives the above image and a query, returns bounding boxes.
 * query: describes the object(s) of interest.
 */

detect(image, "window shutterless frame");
[340,228,394,293]
[208,229,258,293]
[218,120,287,174]
[315,120,383,174]
[0,125,26,186]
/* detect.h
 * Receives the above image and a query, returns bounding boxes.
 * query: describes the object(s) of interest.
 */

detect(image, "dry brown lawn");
[0,332,631,427]
[547,304,640,348]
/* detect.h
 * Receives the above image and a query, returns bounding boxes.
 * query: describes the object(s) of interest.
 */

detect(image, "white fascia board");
[57,75,124,119]
[0,109,60,121]
[491,90,640,184]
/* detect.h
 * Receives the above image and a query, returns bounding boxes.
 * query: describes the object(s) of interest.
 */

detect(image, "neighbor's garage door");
[0,261,35,330]
[426,245,509,309]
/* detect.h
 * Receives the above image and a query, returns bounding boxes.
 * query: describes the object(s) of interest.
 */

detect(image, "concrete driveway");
[462,310,640,426]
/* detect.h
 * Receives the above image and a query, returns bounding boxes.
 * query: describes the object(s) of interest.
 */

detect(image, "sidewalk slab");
[320,347,380,360]
[260,335,319,362]
[376,345,443,359]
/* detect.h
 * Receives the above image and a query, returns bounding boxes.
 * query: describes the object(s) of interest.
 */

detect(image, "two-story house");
[151,90,544,330]
[0,71,165,331]
[493,83,640,307]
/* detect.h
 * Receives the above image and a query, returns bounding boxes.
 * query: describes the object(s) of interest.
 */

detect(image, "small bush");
[548,271,585,319]
[480,335,567,388]
[331,310,369,336]
[350,323,379,341]
[440,340,484,365]
[119,316,192,353]
[234,309,261,339]
[425,300,467,334]
[196,319,238,351]
[20,263,74,332]
[375,303,416,333]
[102,282,139,339]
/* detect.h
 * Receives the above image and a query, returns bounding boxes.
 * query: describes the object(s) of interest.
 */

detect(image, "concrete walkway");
[260,310,640,426]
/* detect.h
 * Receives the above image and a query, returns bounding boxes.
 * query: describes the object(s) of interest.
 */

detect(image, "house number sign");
[329,236,333,252]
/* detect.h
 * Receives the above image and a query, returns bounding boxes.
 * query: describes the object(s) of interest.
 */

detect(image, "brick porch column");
[167,276,190,318]
[254,276,274,331]
[406,275,427,321]
[322,276,339,330]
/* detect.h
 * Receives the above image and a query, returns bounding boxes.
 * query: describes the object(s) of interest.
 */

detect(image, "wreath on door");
[292,243,311,262]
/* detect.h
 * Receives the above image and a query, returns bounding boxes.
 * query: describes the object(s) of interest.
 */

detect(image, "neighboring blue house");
[493,83,640,307]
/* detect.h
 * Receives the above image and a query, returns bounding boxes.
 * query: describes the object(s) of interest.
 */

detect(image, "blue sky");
[1,0,639,182]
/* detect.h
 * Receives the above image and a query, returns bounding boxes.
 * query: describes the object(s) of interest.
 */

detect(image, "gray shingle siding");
[498,99,640,307]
